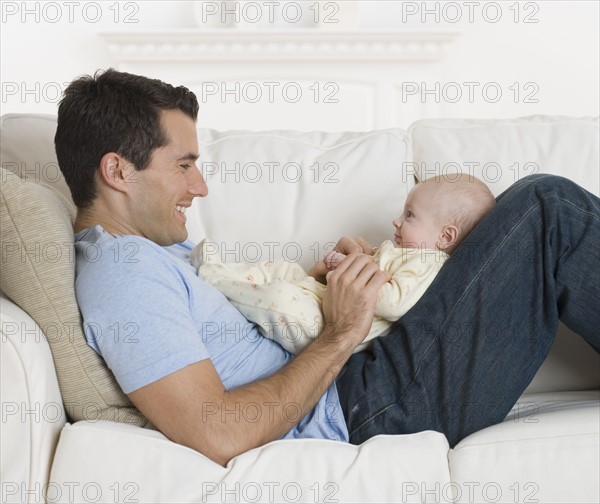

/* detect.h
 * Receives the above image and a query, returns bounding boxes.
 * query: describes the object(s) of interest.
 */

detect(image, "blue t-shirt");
[74,225,348,441]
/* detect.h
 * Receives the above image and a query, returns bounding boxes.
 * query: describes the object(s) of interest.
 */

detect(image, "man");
[55,69,600,466]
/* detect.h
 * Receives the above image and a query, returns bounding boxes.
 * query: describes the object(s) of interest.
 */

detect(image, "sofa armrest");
[1,294,66,504]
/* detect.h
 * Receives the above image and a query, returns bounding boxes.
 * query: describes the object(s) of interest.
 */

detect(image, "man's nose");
[188,166,208,197]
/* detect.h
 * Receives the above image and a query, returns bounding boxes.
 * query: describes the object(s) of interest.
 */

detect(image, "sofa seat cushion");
[449,391,600,504]
[50,421,451,504]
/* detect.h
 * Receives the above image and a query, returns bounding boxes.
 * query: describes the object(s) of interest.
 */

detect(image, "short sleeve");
[76,237,210,394]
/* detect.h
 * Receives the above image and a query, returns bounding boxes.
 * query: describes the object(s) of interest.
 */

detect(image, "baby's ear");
[438,225,459,251]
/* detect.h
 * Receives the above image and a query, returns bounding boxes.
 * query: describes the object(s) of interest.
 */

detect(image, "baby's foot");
[323,250,347,270]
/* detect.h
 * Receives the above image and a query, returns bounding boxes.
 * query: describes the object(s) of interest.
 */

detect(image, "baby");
[192,174,496,354]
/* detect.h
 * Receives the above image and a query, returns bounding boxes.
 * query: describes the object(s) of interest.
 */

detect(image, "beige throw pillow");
[0,167,155,429]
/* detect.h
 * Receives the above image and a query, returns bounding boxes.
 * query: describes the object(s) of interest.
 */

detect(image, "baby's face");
[392,183,444,250]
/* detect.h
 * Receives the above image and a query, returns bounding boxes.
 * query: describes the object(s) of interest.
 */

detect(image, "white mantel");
[101,29,459,62]
[100,29,460,130]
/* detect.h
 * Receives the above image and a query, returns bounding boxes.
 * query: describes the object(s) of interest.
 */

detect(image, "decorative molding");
[100,29,460,63]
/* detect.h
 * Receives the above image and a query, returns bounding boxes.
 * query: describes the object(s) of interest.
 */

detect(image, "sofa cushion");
[408,115,600,197]
[0,114,74,203]
[449,391,600,504]
[50,422,451,503]
[187,128,412,270]
[0,167,154,428]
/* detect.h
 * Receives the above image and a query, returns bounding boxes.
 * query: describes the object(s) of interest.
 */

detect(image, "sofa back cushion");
[409,115,600,393]
[187,128,412,270]
[1,114,74,203]
[409,115,600,197]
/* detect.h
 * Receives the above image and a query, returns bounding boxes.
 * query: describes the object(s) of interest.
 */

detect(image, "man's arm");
[128,253,391,466]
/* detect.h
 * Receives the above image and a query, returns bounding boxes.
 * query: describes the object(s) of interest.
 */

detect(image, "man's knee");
[514,173,582,199]
[520,172,561,186]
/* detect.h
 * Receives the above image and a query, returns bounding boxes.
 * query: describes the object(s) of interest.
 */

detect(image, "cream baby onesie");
[193,240,449,354]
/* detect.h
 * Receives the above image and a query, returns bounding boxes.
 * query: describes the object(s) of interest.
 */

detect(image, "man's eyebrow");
[176,153,199,161]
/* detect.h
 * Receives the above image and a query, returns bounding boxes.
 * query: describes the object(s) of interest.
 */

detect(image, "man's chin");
[153,230,188,246]
[173,230,189,245]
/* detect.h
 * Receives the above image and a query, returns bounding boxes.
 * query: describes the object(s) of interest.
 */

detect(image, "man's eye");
[180,164,191,170]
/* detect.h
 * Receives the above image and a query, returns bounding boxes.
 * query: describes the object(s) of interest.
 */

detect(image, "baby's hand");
[323,250,347,270]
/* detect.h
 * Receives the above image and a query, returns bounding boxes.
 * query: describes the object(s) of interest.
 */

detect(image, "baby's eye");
[406,211,414,218]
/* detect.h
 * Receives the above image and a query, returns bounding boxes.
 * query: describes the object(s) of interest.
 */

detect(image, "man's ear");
[98,153,137,193]
[438,225,459,251]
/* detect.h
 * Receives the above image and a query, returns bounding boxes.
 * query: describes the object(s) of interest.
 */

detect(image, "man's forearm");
[205,323,357,463]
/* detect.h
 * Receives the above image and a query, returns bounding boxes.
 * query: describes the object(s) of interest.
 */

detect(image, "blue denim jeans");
[335,174,600,447]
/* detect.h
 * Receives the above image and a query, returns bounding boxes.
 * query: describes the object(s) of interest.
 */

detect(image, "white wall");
[1,1,598,126]
[340,0,600,122]
[0,1,194,114]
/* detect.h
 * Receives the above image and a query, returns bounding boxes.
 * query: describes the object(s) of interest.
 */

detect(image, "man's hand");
[322,253,391,348]
[308,237,376,283]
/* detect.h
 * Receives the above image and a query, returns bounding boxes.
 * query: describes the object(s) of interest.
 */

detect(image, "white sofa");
[1,113,599,504]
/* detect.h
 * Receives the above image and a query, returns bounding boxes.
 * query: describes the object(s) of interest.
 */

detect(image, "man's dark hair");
[54,68,199,209]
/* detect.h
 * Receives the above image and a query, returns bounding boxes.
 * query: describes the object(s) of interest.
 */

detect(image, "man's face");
[392,182,443,250]
[126,109,207,246]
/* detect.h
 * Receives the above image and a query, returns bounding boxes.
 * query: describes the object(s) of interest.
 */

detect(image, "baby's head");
[393,174,495,254]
